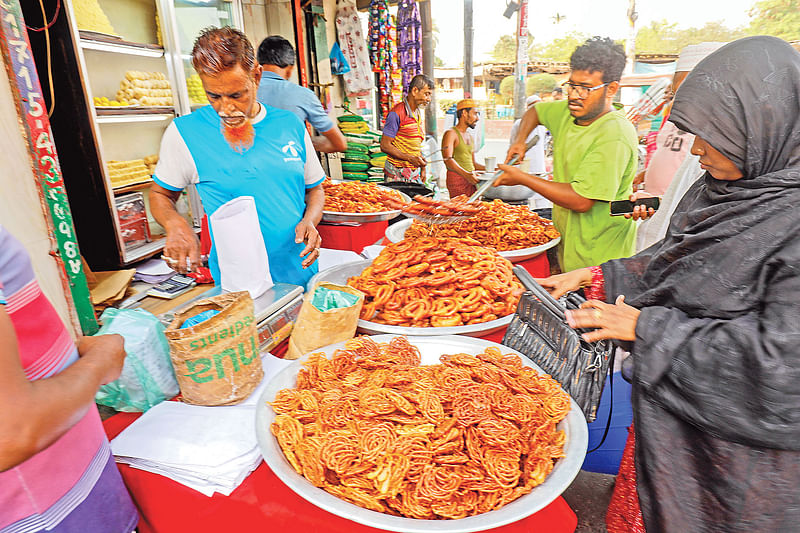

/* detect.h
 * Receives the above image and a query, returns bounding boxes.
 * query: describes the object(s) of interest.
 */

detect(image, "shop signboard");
[0,0,98,333]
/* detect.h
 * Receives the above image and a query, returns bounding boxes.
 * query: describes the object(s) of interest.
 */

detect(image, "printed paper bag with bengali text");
[165,291,263,405]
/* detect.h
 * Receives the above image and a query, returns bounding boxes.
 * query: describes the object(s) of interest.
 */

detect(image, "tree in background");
[499,75,516,103]
[528,32,589,62]
[635,19,747,53]
[748,0,800,40]
[438,98,457,114]
[526,73,557,96]
[491,35,517,63]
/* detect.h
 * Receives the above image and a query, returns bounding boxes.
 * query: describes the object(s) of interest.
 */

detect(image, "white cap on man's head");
[675,42,727,72]
[525,94,541,107]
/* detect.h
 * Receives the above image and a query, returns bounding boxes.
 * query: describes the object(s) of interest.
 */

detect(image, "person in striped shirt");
[380,74,434,185]
[0,225,137,532]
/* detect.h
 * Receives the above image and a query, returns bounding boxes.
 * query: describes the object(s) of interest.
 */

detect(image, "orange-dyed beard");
[221,119,255,153]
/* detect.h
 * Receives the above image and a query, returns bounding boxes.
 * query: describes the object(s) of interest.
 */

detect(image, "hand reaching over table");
[296,220,322,269]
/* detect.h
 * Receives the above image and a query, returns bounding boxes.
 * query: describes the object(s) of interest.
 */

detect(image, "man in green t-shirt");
[500,37,638,272]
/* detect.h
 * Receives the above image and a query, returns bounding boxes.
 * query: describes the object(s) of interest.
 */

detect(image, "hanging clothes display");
[396,0,422,91]
[335,0,373,96]
[389,16,403,108]
[368,0,397,123]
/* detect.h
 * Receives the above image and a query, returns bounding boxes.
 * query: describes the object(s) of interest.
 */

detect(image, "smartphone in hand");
[610,197,661,216]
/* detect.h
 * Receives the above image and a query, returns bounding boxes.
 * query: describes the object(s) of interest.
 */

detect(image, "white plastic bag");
[209,196,274,298]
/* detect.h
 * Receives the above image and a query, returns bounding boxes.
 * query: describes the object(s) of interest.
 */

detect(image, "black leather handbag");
[503,266,615,422]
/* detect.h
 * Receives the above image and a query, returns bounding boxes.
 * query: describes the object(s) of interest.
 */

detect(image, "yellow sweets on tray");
[115,72,174,107]
[73,0,116,35]
[93,96,130,107]
[187,74,209,105]
[107,155,158,188]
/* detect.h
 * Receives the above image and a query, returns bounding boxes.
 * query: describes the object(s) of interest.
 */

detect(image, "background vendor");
[150,27,326,287]
[441,98,485,197]
[379,74,434,185]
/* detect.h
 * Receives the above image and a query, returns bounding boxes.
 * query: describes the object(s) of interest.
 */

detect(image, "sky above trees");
[431,0,797,65]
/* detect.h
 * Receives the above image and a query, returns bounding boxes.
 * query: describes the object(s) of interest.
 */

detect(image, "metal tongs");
[405,134,540,225]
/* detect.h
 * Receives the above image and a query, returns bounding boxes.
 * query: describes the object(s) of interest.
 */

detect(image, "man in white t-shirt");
[149,27,326,287]
[509,94,547,174]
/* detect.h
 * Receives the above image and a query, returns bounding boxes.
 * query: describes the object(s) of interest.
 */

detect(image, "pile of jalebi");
[405,199,560,251]
[348,237,523,327]
[323,180,403,213]
[269,336,570,519]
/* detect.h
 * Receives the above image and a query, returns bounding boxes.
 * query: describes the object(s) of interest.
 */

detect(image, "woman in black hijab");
[539,36,800,532]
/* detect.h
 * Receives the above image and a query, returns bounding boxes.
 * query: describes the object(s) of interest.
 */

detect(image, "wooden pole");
[513,0,528,119]
[626,0,637,74]
[463,0,473,98]
[292,0,309,87]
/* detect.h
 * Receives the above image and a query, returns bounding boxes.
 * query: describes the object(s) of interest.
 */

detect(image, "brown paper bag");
[285,282,364,360]
[165,291,263,405]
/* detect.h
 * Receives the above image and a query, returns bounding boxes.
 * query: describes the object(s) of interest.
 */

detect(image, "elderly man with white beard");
[149,27,325,287]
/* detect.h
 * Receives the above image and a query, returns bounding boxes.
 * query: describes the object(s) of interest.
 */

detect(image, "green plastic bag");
[311,285,360,312]
[95,308,179,412]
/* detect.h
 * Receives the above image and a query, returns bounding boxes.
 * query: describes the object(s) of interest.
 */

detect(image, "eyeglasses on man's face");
[561,81,610,99]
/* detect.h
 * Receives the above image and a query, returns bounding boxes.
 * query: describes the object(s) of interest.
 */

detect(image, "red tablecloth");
[318,220,389,254]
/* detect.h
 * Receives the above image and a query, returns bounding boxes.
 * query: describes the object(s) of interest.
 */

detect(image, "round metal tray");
[255,335,588,533]
[322,183,411,224]
[307,260,513,337]
[385,219,561,263]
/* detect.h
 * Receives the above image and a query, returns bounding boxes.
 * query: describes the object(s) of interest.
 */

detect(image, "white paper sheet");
[361,245,385,260]
[318,248,363,272]
[109,353,292,496]
[134,258,175,276]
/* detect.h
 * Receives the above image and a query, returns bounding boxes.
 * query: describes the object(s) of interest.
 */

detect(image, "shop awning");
[619,73,673,87]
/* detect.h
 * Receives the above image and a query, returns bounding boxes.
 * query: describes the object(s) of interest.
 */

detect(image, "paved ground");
[563,470,615,532]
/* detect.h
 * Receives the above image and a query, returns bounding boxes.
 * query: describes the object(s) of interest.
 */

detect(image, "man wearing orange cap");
[441,99,485,197]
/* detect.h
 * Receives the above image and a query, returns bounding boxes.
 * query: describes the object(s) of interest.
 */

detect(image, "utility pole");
[626,0,637,74]
[420,0,437,137]
[513,0,529,119]
[463,0,473,98]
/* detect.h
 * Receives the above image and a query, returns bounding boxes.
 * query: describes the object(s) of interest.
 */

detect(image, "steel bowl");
[384,219,560,263]
[255,334,588,533]
[307,260,514,337]
[475,172,553,202]
[321,183,411,224]
[481,184,535,202]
